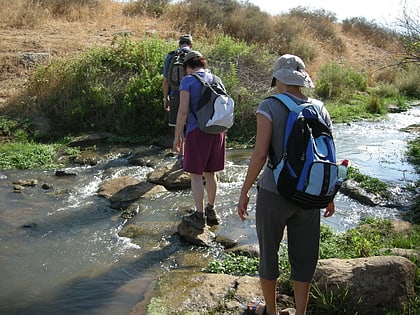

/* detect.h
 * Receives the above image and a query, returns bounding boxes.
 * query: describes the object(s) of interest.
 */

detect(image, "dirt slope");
[0,2,399,108]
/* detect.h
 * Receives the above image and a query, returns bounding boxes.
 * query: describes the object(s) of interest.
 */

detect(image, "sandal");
[247,300,267,315]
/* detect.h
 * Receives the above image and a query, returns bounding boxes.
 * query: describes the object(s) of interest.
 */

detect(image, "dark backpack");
[168,48,190,90]
[268,93,339,209]
[191,73,235,134]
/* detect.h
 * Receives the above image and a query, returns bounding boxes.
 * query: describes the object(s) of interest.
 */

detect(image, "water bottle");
[337,159,349,185]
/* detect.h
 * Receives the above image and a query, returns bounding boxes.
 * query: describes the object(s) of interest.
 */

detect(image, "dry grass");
[0,0,401,107]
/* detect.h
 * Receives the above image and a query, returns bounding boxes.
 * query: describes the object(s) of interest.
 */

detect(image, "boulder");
[67,132,114,147]
[147,163,191,190]
[177,222,216,247]
[98,176,166,209]
[313,256,416,314]
[340,179,381,206]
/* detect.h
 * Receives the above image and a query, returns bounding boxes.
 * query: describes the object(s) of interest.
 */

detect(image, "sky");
[247,0,418,24]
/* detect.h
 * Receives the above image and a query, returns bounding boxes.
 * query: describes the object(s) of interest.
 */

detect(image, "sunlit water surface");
[0,107,418,314]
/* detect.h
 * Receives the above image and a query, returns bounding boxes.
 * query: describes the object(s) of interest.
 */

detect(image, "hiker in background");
[173,50,225,230]
[162,34,193,162]
[237,54,336,315]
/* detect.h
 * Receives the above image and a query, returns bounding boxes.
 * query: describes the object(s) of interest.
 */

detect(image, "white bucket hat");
[271,54,314,88]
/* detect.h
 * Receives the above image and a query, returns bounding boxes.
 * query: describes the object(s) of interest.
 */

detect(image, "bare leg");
[203,172,217,206]
[190,173,204,213]
[293,280,310,315]
[260,277,277,315]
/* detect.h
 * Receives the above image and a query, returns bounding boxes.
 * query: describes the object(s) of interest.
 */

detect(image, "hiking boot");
[205,206,221,226]
[182,211,206,230]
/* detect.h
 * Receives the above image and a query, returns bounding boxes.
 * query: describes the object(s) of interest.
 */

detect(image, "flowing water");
[0,107,419,314]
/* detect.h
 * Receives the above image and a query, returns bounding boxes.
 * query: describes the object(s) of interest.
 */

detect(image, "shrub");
[18,36,170,141]
[225,3,272,43]
[342,17,398,49]
[394,63,420,98]
[315,62,368,98]
[122,0,169,17]
[407,136,420,171]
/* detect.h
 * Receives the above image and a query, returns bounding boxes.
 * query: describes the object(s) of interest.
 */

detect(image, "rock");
[146,272,263,314]
[214,235,238,249]
[177,222,216,247]
[98,176,167,209]
[340,179,381,206]
[13,185,24,192]
[67,132,114,147]
[19,52,50,67]
[12,179,37,186]
[148,163,191,190]
[313,256,416,314]
[41,183,54,190]
[226,244,260,258]
[97,176,141,199]
[55,170,76,176]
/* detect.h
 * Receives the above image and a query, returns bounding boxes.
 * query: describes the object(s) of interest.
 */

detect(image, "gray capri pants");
[255,188,320,282]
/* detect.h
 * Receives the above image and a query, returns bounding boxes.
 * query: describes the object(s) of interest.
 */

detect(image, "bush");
[122,0,169,17]
[342,17,398,49]
[315,62,368,98]
[18,36,170,142]
[394,63,420,98]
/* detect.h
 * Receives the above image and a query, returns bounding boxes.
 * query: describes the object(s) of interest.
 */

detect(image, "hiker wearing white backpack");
[173,50,226,230]
[237,54,336,315]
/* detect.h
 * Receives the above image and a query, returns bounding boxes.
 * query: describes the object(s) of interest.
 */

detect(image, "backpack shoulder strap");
[270,93,303,113]
[191,73,207,86]
[266,93,301,169]
[192,73,220,87]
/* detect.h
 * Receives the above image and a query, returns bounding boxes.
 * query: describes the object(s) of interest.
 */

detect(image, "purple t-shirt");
[179,70,213,134]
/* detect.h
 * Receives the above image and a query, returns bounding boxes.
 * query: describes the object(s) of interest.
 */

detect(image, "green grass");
[0,141,60,170]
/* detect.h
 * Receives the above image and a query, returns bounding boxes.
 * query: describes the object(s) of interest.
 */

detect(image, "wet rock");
[13,185,23,192]
[214,235,238,249]
[21,223,37,229]
[177,222,216,247]
[67,133,114,147]
[41,183,54,190]
[119,219,178,242]
[226,243,260,258]
[127,156,156,167]
[55,170,77,177]
[340,179,381,206]
[98,176,141,199]
[12,179,37,186]
[148,162,191,190]
[146,271,263,315]
[72,151,100,166]
[98,176,167,209]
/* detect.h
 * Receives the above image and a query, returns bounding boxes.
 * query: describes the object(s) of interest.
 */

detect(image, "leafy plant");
[205,253,259,276]
[315,62,367,98]
[0,141,60,170]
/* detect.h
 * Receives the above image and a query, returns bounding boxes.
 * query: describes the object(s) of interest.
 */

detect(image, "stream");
[0,107,419,314]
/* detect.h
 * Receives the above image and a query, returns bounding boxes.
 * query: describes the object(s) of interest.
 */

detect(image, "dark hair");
[183,57,207,70]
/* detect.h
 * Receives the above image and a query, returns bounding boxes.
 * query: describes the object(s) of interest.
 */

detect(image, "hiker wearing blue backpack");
[237,54,336,315]
[173,50,226,230]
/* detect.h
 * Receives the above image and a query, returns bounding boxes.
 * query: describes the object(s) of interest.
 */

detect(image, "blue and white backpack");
[268,93,340,209]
